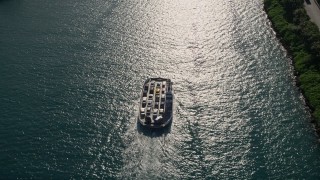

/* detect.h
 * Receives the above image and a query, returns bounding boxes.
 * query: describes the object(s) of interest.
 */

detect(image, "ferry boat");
[137,77,173,129]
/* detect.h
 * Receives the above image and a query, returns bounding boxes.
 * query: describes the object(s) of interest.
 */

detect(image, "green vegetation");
[264,0,320,123]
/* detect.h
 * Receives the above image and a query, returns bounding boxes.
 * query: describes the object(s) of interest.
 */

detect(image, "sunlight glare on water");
[1,0,320,179]
[113,0,320,179]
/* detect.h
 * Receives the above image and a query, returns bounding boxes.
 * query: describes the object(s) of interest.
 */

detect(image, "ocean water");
[1,0,320,179]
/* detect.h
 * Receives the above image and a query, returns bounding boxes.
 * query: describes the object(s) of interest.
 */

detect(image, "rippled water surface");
[1,0,320,179]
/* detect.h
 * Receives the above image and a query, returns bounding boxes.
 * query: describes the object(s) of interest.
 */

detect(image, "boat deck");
[138,78,173,128]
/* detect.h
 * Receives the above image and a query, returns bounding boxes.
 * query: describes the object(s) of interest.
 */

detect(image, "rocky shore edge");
[264,0,320,137]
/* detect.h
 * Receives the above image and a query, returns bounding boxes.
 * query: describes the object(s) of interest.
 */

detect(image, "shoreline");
[263,0,320,137]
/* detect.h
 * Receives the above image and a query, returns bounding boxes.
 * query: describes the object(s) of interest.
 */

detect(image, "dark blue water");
[1,0,320,179]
